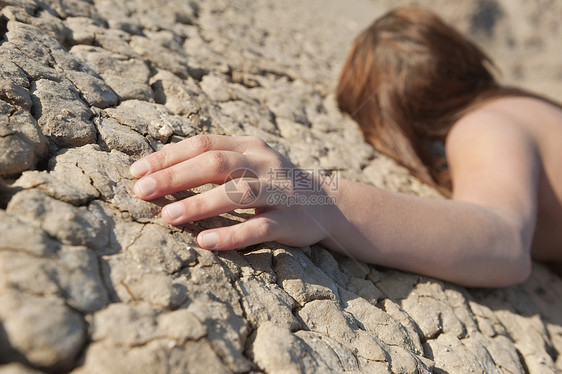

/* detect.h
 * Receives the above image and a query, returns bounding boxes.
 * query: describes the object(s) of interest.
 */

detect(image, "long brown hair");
[337,6,554,195]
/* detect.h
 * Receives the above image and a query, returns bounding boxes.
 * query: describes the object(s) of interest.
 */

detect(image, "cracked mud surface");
[1,0,562,373]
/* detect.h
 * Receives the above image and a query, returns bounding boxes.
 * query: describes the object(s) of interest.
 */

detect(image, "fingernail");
[163,203,184,221]
[199,232,218,249]
[130,160,150,178]
[134,177,156,197]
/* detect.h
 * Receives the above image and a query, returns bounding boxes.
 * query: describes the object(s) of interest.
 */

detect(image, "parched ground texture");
[1,0,562,373]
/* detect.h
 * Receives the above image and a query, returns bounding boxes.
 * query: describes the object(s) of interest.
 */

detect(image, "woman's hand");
[130,134,339,251]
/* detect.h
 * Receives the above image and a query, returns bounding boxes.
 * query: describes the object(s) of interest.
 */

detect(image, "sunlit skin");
[131,96,562,288]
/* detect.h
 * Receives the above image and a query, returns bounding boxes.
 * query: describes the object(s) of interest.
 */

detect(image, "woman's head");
[337,7,499,190]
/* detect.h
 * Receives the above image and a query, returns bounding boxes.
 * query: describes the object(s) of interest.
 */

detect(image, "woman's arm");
[320,179,532,287]
[130,108,540,287]
[322,108,540,287]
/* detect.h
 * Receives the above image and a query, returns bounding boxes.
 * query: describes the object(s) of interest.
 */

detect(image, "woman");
[130,7,562,287]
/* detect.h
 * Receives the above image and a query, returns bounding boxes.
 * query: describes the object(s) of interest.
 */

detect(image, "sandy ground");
[1,1,561,373]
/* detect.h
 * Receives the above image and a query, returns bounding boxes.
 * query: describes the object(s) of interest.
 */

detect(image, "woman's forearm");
[319,179,531,287]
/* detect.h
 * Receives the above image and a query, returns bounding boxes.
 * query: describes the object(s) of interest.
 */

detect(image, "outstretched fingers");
[133,150,250,200]
[130,134,249,178]
[197,211,283,250]
[161,176,267,224]
[128,134,294,250]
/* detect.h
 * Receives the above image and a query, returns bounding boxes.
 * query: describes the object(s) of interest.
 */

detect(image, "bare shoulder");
[448,96,562,145]
[447,98,562,260]
[446,98,539,169]
[448,98,537,145]
[445,97,544,223]
[447,96,562,175]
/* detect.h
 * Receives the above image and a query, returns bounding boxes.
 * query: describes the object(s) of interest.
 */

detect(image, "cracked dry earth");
[1,0,562,373]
